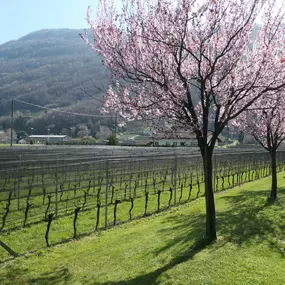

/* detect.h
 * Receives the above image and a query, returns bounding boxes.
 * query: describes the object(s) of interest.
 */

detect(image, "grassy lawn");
[0,144,43,148]
[0,144,27,148]
[1,174,285,284]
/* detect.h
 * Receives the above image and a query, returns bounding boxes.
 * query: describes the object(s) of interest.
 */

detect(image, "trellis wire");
[0,148,284,236]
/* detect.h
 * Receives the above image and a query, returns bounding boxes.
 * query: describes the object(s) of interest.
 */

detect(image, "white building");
[28,135,70,143]
[152,132,198,147]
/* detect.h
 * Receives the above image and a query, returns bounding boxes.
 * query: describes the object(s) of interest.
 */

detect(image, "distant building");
[152,131,218,147]
[120,139,137,146]
[28,135,70,143]
[152,132,197,147]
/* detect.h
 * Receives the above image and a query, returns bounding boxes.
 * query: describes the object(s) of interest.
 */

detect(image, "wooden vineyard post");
[92,157,96,194]
[173,156,177,205]
[105,160,109,229]
[129,160,132,199]
[55,160,58,218]
[17,154,22,211]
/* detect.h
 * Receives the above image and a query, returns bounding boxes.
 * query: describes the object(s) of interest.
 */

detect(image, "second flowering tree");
[232,94,285,200]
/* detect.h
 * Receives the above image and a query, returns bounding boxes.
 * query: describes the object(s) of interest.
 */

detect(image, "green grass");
[0,162,207,231]
[218,140,239,148]
[1,174,285,284]
[0,181,204,259]
[0,144,29,148]
[0,144,46,148]
[0,160,267,232]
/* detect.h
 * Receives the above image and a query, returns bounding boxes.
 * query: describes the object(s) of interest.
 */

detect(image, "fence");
[1,149,285,237]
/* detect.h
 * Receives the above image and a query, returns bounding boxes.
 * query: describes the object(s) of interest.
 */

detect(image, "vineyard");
[0,146,285,260]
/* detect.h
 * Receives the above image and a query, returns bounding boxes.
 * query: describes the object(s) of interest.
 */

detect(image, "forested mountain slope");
[0,29,112,134]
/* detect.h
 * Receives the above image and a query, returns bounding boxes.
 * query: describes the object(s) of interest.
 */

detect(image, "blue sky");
[0,0,103,44]
[0,0,283,44]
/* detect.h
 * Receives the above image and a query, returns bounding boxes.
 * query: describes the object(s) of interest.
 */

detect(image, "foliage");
[232,94,285,200]
[232,95,285,152]
[107,133,119,145]
[16,131,28,142]
[83,0,285,140]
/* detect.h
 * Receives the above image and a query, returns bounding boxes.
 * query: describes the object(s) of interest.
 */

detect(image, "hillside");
[0,29,113,135]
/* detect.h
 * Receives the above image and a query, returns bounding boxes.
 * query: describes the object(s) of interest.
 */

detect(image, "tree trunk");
[202,147,217,242]
[270,149,277,200]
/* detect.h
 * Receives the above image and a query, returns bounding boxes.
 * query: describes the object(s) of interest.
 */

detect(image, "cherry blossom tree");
[232,94,285,200]
[81,0,285,242]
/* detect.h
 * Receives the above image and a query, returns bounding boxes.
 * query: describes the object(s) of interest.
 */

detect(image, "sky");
[0,0,284,45]
[0,0,102,44]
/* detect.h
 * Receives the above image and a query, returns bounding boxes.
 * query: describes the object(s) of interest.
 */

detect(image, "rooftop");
[29,135,69,138]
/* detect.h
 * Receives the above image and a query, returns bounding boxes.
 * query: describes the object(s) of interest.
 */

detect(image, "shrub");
[108,134,119,145]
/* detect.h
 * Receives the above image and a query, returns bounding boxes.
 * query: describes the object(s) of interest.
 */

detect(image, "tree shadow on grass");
[86,188,285,285]
[89,238,209,285]
[0,265,28,285]
[0,265,71,285]
[91,248,202,285]
[21,187,285,285]
[31,214,208,285]
[83,212,222,285]
[151,212,206,256]
[28,267,71,285]
[216,188,285,246]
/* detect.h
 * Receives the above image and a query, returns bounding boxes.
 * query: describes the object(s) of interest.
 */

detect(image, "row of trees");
[82,0,285,242]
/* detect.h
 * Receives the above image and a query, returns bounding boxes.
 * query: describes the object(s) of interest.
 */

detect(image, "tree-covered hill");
[0,29,112,135]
